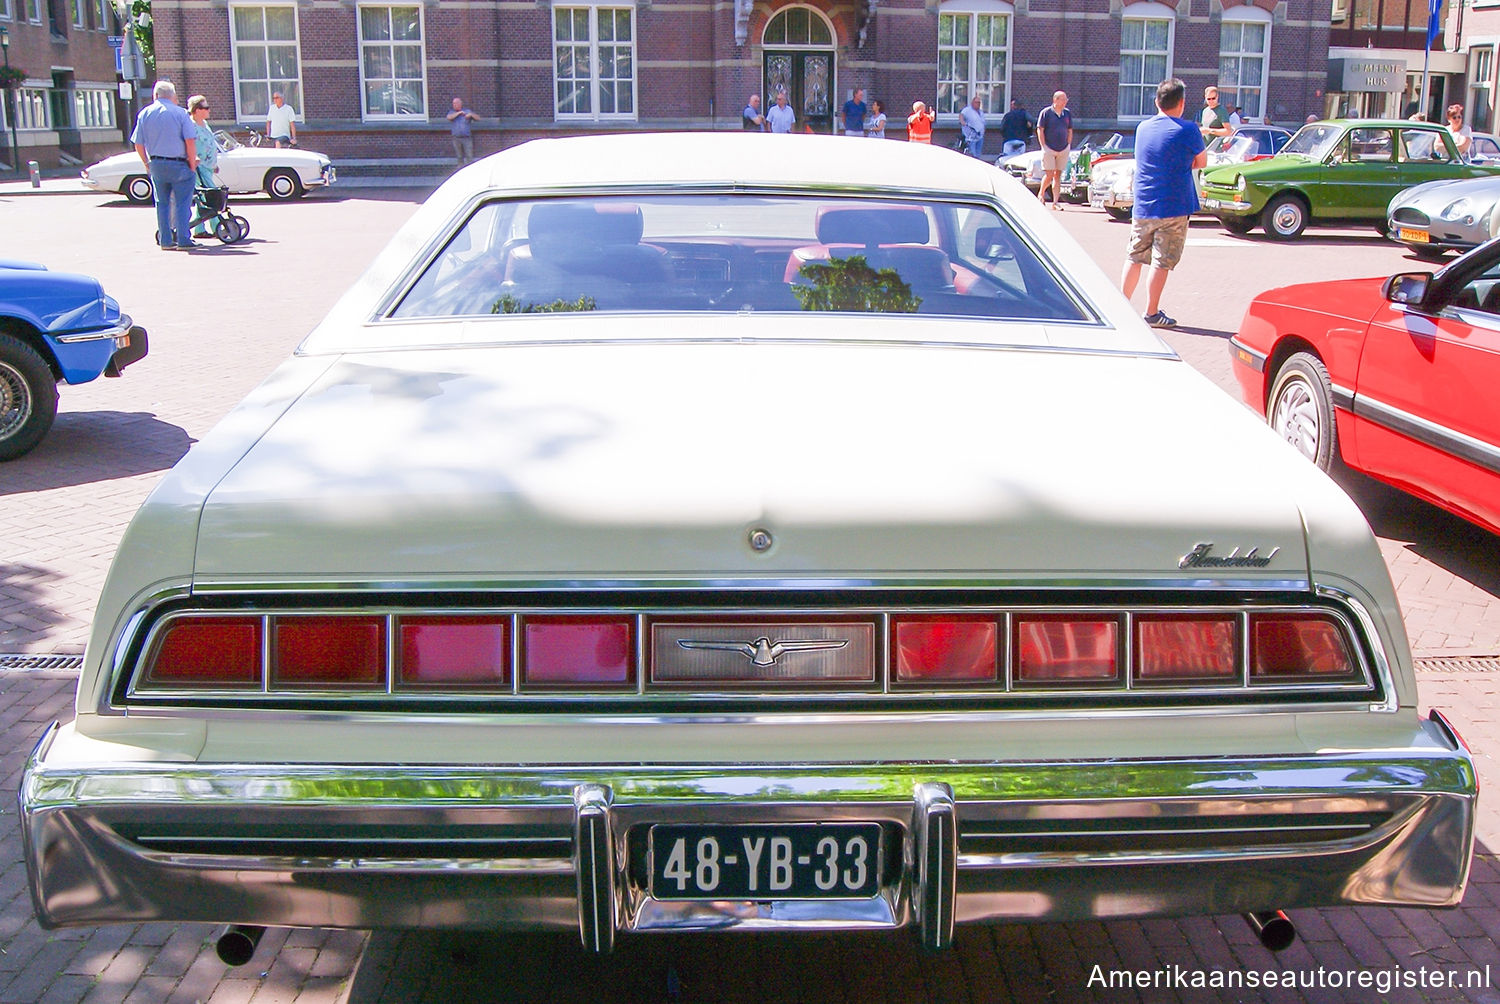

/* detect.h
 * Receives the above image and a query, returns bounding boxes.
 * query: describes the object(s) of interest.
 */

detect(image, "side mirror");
[974,226,1015,260]
[1382,272,1430,306]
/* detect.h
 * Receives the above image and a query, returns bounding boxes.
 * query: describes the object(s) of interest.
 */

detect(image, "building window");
[937,0,1012,117]
[70,0,84,27]
[553,6,635,121]
[359,5,425,119]
[230,4,302,121]
[1471,47,1493,133]
[1,0,11,21]
[23,0,39,22]
[92,0,107,30]
[14,87,50,129]
[1220,5,1271,120]
[763,5,832,45]
[73,87,115,127]
[1118,5,1174,119]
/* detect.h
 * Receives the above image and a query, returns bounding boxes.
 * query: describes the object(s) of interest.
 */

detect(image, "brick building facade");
[141,0,1329,162]
[0,0,128,169]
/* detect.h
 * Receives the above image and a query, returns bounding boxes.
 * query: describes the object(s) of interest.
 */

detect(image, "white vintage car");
[80,130,335,203]
[22,134,1475,964]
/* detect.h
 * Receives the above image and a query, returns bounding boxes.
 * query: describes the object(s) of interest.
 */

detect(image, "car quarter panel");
[1352,302,1500,534]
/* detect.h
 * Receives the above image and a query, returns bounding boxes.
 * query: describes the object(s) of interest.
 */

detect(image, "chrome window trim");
[1351,389,1500,476]
[365,184,1105,330]
[116,597,1382,712]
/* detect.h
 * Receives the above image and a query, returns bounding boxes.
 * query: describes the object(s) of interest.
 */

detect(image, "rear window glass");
[390,195,1090,322]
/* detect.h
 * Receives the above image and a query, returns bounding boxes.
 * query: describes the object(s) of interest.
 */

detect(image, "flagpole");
[1420,0,1440,119]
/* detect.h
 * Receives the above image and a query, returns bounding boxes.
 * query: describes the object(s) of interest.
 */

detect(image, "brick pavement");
[0,190,1496,1001]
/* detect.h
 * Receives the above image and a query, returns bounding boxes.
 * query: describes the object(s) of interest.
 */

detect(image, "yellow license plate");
[1399,227,1430,243]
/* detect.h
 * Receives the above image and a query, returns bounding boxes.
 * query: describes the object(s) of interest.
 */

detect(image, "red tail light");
[143,616,262,688]
[522,616,635,688]
[398,616,509,689]
[272,616,386,689]
[1135,616,1238,682]
[893,616,998,683]
[1249,614,1356,678]
[1015,616,1119,684]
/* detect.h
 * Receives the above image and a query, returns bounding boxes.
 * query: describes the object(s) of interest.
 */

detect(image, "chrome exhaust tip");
[1244,910,1296,952]
[215,924,266,967]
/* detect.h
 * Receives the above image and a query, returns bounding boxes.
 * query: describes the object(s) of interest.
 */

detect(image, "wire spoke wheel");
[0,360,32,442]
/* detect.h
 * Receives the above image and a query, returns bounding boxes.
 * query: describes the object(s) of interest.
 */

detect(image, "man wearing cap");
[131,80,200,250]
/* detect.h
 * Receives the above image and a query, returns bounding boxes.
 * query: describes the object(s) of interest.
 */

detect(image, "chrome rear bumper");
[20,716,1476,949]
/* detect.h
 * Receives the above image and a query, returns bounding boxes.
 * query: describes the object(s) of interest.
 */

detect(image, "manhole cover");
[1415,656,1500,673]
[0,653,84,672]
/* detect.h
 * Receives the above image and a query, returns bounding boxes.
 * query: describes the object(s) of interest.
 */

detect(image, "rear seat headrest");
[815,207,931,246]
[527,202,646,255]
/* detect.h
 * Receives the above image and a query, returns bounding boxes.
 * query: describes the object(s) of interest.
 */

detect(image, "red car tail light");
[893,616,998,683]
[398,616,509,689]
[142,616,262,688]
[1015,616,1119,684]
[271,616,386,689]
[1134,616,1238,682]
[1249,614,1357,679]
[522,616,634,688]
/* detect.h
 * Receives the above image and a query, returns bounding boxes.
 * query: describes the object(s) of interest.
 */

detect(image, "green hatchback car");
[1199,118,1500,239]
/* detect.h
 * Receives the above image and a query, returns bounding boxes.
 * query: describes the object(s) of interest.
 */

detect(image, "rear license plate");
[649,823,881,900]
[1399,227,1430,243]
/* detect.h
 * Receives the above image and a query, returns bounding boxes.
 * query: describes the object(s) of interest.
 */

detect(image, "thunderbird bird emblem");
[1178,543,1281,569]
[677,636,849,667]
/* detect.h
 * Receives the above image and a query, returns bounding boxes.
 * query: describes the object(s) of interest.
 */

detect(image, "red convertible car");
[1231,237,1500,535]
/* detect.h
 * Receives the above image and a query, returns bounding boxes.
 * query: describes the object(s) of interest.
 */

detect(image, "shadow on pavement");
[1333,465,1500,597]
[0,411,193,495]
[0,564,67,649]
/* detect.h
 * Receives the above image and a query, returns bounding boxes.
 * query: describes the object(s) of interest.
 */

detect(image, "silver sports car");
[1387,173,1500,260]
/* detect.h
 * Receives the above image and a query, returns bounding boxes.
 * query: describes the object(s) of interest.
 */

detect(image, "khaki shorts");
[1041,147,1069,172]
[1127,215,1190,271]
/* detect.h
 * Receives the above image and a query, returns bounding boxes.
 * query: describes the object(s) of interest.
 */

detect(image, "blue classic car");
[0,260,148,460]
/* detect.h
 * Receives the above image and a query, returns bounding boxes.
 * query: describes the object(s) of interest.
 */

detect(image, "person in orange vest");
[908,101,935,143]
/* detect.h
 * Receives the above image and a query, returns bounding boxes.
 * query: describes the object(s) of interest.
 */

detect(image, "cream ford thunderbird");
[21,134,1475,962]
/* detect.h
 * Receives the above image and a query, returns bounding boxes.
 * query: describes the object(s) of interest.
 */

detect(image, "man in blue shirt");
[131,80,201,250]
[840,88,867,137]
[1121,77,1206,328]
[959,94,987,158]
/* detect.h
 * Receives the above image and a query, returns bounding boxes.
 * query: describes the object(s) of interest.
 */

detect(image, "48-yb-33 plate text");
[648,823,883,901]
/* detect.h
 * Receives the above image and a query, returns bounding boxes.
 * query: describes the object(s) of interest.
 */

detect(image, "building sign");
[1327,58,1406,92]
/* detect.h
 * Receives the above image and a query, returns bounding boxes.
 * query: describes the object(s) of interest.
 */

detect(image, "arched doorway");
[762,6,836,133]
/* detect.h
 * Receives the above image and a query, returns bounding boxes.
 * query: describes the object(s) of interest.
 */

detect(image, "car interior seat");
[505,202,674,308]
[785,206,956,296]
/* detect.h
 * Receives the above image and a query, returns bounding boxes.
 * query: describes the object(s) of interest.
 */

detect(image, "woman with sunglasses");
[1448,104,1473,160]
[186,95,220,238]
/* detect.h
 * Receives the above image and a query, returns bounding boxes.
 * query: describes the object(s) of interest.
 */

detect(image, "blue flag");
[1428,0,1443,48]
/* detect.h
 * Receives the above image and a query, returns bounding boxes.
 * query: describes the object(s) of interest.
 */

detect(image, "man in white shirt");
[266,92,298,148]
[766,91,796,134]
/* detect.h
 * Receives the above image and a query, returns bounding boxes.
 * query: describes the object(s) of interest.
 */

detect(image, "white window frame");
[1,0,12,22]
[228,3,304,124]
[73,86,115,127]
[1470,46,1494,133]
[552,4,636,122]
[14,86,50,130]
[70,0,84,28]
[1219,4,1271,122]
[1118,2,1176,122]
[92,0,106,30]
[936,0,1013,121]
[23,0,39,22]
[357,3,426,121]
